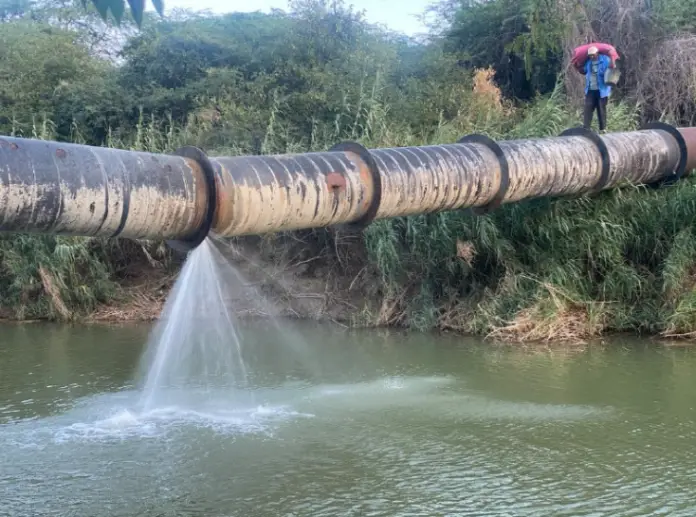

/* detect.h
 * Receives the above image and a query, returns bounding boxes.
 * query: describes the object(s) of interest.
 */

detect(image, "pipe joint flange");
[330,140,381,230]
[166,146,218,253]
[643,121,688,188]
[458,134,509,215]
[560,127,610,192]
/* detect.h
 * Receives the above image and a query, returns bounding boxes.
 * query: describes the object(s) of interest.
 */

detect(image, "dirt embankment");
[73,236,696,347]
[88,234,375,327]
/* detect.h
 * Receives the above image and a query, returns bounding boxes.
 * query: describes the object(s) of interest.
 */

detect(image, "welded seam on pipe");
[168,146,217,252]
[112,153,131,238]
[88,147,111,236]
[369,149,402,219]
[47,146,65,235]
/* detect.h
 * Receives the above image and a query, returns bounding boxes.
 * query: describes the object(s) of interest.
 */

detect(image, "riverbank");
[7,0,696,345]
[1,83,695,342]
[39,229,692,346]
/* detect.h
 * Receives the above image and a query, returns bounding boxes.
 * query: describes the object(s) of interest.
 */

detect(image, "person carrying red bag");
[572,43,619,132]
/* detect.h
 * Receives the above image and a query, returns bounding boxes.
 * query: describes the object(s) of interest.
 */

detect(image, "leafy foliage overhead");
[84,0,162,26]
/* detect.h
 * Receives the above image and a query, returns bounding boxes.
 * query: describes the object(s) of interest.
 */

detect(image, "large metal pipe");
[0,137,210,242]
[0,123,692,250]
[211,150,376,236]
[676,126,696,173]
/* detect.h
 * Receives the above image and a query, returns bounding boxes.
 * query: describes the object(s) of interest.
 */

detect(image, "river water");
[1,321,695,516]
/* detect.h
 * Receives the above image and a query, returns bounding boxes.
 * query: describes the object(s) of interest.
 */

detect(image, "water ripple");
[1,372,695,517]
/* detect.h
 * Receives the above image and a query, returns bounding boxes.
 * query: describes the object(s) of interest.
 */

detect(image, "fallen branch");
[38,266,72,321]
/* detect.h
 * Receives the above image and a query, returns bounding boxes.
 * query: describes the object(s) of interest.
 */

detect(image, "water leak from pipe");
[134,236,322,420]
[137,238,251,412]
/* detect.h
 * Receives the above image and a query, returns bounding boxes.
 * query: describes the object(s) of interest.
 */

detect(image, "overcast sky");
[164,0,434,35]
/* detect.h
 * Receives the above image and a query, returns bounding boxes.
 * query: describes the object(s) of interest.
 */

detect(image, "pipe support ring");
[330,141,382,230]
[167,146,218,253]
[458,134,509,215]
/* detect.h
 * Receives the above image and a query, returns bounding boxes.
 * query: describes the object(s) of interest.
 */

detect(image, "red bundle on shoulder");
[572,43,619,73]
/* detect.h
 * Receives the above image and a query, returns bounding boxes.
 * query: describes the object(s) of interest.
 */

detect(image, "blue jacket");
[584,54,612,98]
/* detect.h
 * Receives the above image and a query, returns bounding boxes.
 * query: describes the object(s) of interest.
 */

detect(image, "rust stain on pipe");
[325,172,346,191]
[678,127,696,174]
[209,150,374,237]
[0,126,693,246]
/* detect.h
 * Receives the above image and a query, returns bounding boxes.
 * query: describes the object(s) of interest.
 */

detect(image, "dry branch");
[637,36,696,124]
[38,266,72,321]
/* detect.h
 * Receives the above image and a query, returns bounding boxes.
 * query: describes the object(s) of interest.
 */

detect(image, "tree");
[445,0,562,99]
[0,21,108,135]
[0,0,31,20]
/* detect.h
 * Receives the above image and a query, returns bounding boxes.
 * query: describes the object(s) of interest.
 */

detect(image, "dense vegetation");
[3,0,696,342]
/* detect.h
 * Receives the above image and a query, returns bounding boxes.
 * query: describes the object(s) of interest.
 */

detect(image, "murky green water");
[1,321,696,516]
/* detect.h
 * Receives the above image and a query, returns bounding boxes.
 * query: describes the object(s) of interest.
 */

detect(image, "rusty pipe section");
[0,124,693,248]
[205,126,687,234]
[676,126,696,173]
[0,137,212,244]
[210,151,375,236]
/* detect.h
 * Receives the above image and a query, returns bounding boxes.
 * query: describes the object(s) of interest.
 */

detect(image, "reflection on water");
[1,322,696,516]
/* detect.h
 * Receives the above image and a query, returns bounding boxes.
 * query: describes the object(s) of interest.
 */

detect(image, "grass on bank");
[3,71,696,344]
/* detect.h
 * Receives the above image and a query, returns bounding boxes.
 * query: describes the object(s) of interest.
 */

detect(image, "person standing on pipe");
[582,46,614,132]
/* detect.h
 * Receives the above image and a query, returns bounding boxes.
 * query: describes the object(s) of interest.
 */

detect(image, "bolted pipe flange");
[166,146,218,253]
[329,140,382,230]
[458,134,509,215]
[559,126,611,192]
[642,121,688,188]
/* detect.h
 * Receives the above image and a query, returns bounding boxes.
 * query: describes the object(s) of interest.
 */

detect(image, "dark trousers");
[583,90,607,131]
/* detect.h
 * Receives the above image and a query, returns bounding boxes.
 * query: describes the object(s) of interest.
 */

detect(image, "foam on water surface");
[0,375,613,451]
[1,392,314,448]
